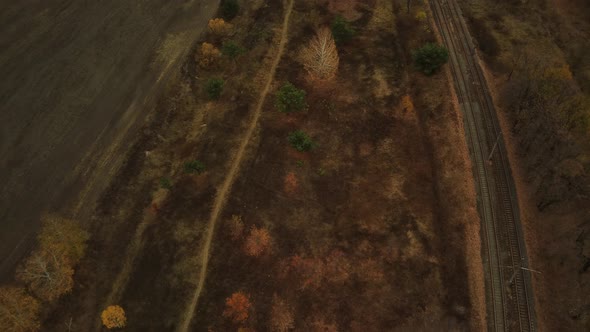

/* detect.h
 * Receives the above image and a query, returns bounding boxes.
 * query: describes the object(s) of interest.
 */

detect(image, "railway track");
[428,0,537,330]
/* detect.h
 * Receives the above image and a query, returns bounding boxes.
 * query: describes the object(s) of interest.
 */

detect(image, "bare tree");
[17,250,74,302]
[65,317,74,332]
[300,28,340,82]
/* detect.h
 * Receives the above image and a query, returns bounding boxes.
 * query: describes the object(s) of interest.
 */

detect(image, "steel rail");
[428,0,537,330]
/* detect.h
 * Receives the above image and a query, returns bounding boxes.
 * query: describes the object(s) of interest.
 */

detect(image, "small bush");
[413,43,449,75]
[222,41,245,60]
[221,0,240,20]
[208,18,232,35]
[205,78,224,100]
[288,130,315,152]
[229,215,244,240]
[331,15,356,45]
[198,42,221,68]
[184,160,206,174]
[101,305,126,329]
[244,226,272,257]
[223,292,251,322]
[159,177,172,189]
[416,11,427,21]
[276,83,307,113]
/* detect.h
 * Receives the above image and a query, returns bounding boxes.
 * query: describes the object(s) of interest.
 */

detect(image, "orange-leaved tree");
[244,226,271,257]
[208,18,233,35]
[17,250,74,302]
[270,294,294,332]
[198,42,221,68]
[223,292,252,323]
[300,28,339,82]
[0,286,40,332]
[101,305,126,329]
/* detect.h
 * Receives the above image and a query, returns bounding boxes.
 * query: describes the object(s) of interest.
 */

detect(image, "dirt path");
[176,1,294,330]
[93,210,158,331]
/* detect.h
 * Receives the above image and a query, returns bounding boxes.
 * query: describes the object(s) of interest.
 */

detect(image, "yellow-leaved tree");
[101,305,127,329]
[198,42,221,68]
[0,286,40,332]
[38,216,89,264]
[208,18,233,35]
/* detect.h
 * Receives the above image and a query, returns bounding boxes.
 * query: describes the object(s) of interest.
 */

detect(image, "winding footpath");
[176,0,295,330]
[429,0,537,331]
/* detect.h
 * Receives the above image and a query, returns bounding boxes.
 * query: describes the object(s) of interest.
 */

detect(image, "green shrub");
[276,82,307,113]
[184,160,206,174]
[205,78,224,100]
[159,177,172,189]
[288,130,315,152]
[221,0,239,20]
[413,43,449,75]
[222,41,245,60]
[331,16,356,45]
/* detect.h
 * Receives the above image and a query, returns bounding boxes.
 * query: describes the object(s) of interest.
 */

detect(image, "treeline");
[502,49,590,209]
[0,216,88,331]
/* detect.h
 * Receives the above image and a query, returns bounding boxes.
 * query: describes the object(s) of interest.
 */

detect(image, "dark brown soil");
[190,2,477,331]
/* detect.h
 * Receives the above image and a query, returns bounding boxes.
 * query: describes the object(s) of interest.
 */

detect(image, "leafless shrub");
[229,215,245,240]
